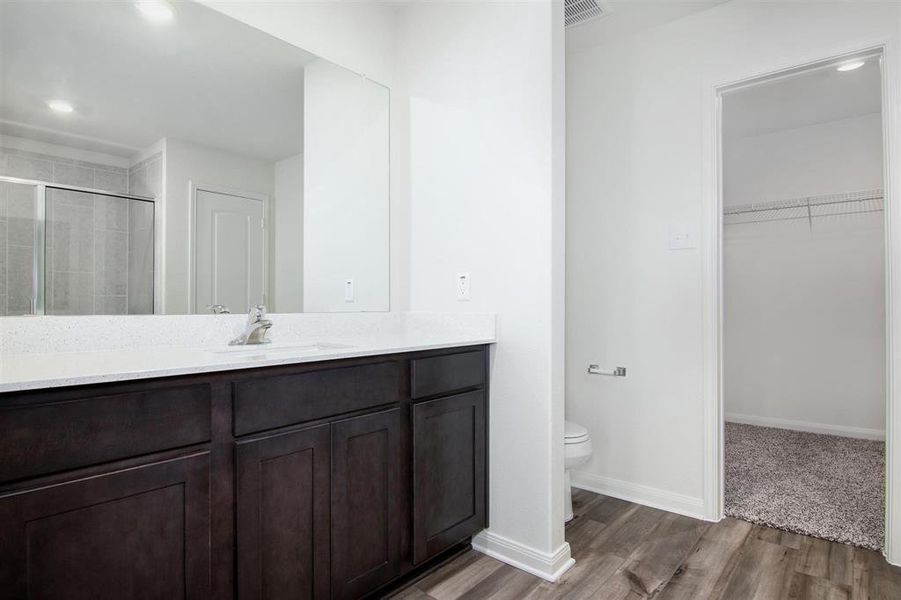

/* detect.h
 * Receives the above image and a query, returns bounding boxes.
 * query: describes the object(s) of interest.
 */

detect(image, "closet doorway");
[719,51,887,550]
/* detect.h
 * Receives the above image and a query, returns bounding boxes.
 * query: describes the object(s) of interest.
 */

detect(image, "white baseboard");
[726,412,885,441]
[570,471,708,521]
[471,530,575,582]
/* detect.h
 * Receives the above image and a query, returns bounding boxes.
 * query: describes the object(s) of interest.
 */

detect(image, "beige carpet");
[724,422,884,550]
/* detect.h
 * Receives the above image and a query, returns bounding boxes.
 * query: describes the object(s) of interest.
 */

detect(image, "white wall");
[162,138,274,314]
[201,0,396,87]
[398,0,569,578]
[725,217,886,437]
[724,113,884,206]
[724,113,885,438]
[566,1,901,517]
[303,59,390,312]
[201,0,408,311]
[273,153,303,313]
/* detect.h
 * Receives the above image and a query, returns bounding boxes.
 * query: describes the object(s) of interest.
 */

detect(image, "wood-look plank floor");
[388,489,901,599]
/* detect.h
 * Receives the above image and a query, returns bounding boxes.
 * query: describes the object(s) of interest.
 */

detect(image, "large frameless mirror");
[0,0,389,316]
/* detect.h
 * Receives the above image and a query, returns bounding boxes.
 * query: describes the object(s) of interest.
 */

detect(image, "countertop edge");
[0,338,496,393]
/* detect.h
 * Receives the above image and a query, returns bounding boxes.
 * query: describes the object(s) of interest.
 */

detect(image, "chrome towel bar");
[588,365,626,377]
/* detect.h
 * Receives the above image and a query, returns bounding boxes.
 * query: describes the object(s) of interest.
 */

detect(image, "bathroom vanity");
[0,344,489,599]
[0,0,495,595]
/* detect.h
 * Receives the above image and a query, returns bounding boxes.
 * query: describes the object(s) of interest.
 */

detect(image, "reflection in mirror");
[46,188,155,316]
[0,0,389,316]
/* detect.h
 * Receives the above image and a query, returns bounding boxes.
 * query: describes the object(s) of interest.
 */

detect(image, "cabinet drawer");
[233,361,402,435]
[411,349,486,399]
[0,384,211,483]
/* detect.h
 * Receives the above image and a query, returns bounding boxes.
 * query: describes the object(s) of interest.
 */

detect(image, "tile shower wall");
[128,153,162,198]
[0,146,128,194]
[127,154,161,314]
[127,201,155,314]
[46,189,101,315]
[0,181,37,316]
[0,146,158,315]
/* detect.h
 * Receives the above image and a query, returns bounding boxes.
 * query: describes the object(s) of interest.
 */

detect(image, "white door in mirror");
[457,272,471,301]
[194,189,266,314]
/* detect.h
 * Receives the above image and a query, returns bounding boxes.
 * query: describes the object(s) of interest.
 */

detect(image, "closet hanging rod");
[725,207,883,225]
[723,189,883,216]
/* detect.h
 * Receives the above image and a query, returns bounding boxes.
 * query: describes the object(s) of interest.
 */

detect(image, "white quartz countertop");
[0,312,497,393]
[0,334,495,393]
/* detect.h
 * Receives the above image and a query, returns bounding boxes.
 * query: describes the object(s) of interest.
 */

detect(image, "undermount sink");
[210,342,353,356]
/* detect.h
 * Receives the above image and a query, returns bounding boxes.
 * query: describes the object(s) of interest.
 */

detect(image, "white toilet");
[564,421,593,522]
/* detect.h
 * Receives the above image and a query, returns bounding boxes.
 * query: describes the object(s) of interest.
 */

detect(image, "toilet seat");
[565,421,589,445]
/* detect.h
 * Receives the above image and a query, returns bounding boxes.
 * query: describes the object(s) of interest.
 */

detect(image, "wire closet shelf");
[723,189,884,228]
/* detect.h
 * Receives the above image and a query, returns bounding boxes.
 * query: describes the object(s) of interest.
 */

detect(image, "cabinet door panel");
[331,408,402,600]
[236,424,330,600]
[0,452,211,600]
[412,391,486,564]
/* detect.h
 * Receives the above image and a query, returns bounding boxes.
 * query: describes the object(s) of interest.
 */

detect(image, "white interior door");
[194,188,265,314]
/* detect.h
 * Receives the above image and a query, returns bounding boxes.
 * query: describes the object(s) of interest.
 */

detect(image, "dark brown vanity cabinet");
[411,391,486,565]
[236,424,331,600]
[0,452,212,600]
[235,409,404,600]
[0,345,488,600]
[331,409,403,599]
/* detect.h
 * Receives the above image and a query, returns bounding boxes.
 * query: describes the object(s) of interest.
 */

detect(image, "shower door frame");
[702,43,901,564]
[0,174,155,316]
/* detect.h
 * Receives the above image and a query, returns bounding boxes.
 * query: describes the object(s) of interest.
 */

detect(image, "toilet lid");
[564,421,589,443]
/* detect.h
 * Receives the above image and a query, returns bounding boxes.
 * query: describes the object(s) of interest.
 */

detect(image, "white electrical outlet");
[456,272,471,301]
[344,279,354,302]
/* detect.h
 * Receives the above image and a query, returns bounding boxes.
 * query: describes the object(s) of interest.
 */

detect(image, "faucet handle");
[245,304,267,324]
[207,304,230,314]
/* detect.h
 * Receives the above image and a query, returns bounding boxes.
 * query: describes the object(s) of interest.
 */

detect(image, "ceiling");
[723,58,882,139]
[565,0,729,53]
[0,0,315,162]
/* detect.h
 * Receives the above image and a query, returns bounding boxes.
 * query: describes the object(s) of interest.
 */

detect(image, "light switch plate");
[668,224,697,250]
[456,272,471,301]
[344,279,354,302]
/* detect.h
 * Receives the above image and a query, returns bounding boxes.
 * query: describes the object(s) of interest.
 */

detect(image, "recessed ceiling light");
[46,99,74,114]
[836,60,865,72]
[136,0,175,22]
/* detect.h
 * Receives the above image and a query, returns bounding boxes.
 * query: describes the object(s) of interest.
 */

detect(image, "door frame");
[187,181,270,314]
[702,43,901,563]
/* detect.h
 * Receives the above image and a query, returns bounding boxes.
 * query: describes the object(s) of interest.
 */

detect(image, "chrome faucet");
[229,304,273,345]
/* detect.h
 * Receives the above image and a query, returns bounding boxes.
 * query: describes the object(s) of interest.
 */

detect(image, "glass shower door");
[0,179,40,316]
[45,187,154,315]
[0,180,154,316]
